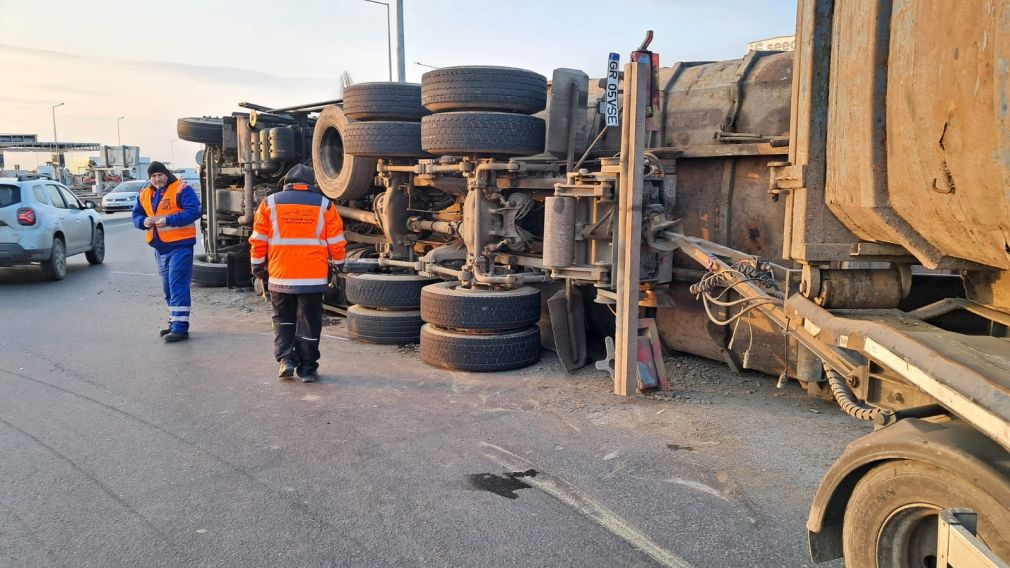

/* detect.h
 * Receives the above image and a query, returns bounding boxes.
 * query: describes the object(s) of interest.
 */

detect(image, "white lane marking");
[666,477,729,502]
[110,271,158,277]
[478,442,693,568]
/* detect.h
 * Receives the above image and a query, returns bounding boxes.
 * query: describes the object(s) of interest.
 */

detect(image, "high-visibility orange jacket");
[139,180,197,244]
[249,184,346,294]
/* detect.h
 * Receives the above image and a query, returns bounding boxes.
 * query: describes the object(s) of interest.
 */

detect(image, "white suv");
[0,175,106,280]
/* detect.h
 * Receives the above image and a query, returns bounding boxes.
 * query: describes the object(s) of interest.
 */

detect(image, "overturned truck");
[179,0,1010,565]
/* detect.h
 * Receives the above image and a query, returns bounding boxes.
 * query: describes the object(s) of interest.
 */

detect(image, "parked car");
[0,175,105,280]
[181,176,201,192]
[101,179,148,212]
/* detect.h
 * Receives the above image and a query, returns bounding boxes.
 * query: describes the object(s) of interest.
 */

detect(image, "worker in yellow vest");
[132,161,202,342]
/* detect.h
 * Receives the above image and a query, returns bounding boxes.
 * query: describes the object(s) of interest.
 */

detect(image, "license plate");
[605,52,621,128]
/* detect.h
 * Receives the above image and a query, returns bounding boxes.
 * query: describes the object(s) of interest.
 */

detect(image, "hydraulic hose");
[824,366,894,426]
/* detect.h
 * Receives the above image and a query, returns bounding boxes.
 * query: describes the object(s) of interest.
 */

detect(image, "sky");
[0,0,796,171]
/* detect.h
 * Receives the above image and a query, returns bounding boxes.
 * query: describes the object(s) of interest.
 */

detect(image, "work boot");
[278,360,296,380]
[163,331,189,343]
[159,323,172,337]
[298,367,319,383]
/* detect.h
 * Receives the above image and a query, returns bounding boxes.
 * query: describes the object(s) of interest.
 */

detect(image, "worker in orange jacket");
[249,165,345,382]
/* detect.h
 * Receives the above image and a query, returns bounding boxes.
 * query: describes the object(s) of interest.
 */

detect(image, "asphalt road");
[0,214,865,567]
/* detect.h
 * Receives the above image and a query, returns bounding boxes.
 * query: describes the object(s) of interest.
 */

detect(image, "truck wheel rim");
[877,504,939,568]
[319,126,344,179]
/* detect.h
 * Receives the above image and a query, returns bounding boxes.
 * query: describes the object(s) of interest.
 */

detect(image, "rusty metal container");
[790,0,1010,272]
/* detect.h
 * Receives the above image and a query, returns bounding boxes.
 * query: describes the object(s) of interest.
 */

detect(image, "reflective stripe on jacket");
[139,180,197,244]
[249,184,346,294]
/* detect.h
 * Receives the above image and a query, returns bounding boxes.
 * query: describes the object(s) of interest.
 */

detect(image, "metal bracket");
[769,162,805,199]
[936,509,1009,568]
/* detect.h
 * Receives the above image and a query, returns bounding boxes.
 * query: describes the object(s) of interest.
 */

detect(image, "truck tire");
[177,117,223,145]
[420,282,540,331]
[347,305,423,344]
[193,254,228,287]
[343,82,428,121]
[842,460,1010,567]
[421,112,545,157]
[311,105,379,201]
[344,273,439,309]
[419,324,541,372]
[344,121,428,158]
[421,66,547,114]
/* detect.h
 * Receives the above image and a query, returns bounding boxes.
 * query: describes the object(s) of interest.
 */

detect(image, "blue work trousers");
[155,247,194,333]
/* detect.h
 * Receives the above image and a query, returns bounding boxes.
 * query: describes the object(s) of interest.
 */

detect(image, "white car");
[101,180,148,212]
[0,175,105,280]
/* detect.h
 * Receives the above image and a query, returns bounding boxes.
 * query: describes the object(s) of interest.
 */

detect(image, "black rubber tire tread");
[40,237,66,281]
[347,305,423,344]
[311,105,379,201]
[421,112,545,157]
[344,273,439,309]
[177,117,223,145]
[193,253,228,287]
[842,459,1010,565]
[419,324,541,372]
[344,121,429,158]
[342,82,428,122]
[420,282,540,331]
[85,226,105,265]
[421,66,547,113]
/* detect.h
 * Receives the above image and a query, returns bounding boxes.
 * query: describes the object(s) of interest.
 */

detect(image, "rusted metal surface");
[671,156,788,255]
[785,0,1010,278]
[656,283,791,378]
[585,52,794,157]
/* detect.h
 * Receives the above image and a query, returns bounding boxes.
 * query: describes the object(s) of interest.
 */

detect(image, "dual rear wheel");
[344,275,543,372]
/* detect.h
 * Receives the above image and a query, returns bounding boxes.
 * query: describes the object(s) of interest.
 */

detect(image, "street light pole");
[117,116,126,180]
[363,0,393,82]
[51,102,64,184]
[396,0,405,82]
[170,139,180,168]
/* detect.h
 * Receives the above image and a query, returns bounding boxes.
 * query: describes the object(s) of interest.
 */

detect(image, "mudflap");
[548,287,587,371]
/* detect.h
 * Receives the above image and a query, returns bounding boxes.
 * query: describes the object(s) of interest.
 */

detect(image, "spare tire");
[193,254,228,287]
[177,117,223,145]
[419,324,541,372]
[421,112,545,157]
[344,273,440,309]
[421,66,547,114]
[343,82,428,121]
[311,105,379,201]
[347,305,423,344]
[344,122,429,158]
[420,282,540,331]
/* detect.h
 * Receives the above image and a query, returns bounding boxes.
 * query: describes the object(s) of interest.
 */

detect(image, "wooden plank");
[613,59,650,397]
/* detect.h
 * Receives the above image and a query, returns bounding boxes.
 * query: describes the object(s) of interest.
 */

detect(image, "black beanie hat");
[147,161,172,178]
[282,164,316,186]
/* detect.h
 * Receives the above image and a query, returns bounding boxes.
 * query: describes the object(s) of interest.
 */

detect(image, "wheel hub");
[877,504,940,568]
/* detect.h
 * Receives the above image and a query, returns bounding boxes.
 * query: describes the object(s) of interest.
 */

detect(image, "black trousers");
[270,292,323,373]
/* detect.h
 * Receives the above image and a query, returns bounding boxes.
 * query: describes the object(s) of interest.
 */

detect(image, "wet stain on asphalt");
[666,443,695,452]
[466,469,538,500]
